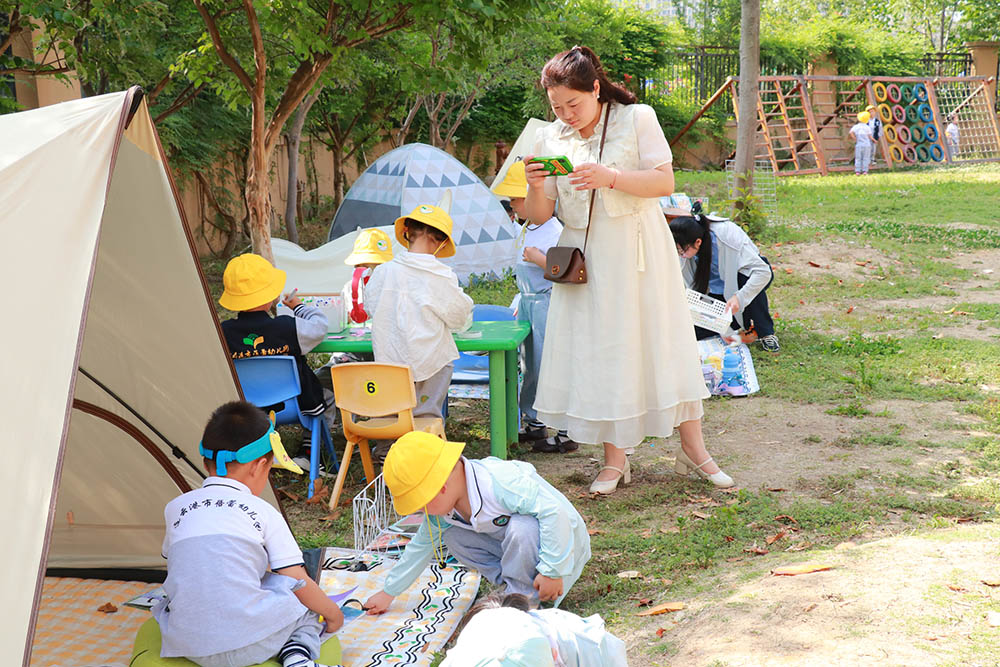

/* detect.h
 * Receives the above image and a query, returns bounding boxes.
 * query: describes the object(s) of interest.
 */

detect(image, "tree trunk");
[282,86,322,245]
[332,144,345,211]
[733,0,760,208]
[246,95,273,262]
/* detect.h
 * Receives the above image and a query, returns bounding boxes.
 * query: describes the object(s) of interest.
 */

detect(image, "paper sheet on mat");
[319,547,480,666]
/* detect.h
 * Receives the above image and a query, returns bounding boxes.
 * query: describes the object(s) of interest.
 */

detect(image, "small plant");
[827,401,871,418]
[725,176,768,241]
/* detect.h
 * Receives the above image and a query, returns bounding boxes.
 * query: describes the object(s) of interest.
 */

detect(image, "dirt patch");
[950,247,1000,275]
[527,396,977,501]
[764,239,901,284]
[641,523,1000,666]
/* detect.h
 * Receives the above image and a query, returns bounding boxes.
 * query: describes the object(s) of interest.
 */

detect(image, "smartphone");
[529,155,574,176]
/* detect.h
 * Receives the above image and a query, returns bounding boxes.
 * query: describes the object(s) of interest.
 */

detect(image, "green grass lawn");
[250,163,1000,665]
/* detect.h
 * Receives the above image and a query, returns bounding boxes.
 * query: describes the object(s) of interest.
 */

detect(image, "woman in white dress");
[524,46,734,493]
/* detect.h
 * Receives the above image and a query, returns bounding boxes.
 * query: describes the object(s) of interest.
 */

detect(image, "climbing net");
[932,80,1000,161]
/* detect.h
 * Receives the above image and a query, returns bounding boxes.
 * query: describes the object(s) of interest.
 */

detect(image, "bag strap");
[582,102,612,254]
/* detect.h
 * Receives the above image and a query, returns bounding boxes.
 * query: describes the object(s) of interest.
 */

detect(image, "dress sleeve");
[533,128,558,201]
[635,104,672,170]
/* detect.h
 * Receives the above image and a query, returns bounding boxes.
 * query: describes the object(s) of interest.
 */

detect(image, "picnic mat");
[318,547,481,666]
[30,576,153,666]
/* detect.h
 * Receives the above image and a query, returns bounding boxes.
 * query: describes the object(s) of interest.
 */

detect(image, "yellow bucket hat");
[345,228,394,266]
[394,204,456,258]
[491,161,527,199]
[219,253,286,311]
[858,111,871,123]
[383,432,464,516]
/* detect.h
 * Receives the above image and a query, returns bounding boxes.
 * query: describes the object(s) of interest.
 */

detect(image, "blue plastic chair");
[451,304,515,383]
[233,356,338,498]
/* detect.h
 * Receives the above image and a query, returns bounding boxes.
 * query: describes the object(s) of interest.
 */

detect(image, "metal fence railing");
[919,52,973,77]
[654,46,797,107]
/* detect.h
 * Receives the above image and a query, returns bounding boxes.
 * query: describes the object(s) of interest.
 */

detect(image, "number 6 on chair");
[328,362,446,509]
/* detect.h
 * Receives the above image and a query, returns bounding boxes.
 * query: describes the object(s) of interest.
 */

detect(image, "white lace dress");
[532,102,708,448]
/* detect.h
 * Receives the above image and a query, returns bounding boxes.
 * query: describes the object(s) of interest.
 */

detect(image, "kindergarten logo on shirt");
[493,515,511,527]
[242,334,264,349]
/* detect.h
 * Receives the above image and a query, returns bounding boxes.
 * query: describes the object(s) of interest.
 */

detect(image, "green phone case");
[530,155,573,176]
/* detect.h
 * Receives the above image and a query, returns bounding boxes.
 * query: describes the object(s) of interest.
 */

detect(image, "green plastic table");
[313,320,530,459]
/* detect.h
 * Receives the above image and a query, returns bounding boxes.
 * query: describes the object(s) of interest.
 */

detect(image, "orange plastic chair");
[328,362,446,509]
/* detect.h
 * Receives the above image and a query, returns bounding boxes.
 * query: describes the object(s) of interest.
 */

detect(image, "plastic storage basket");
[687,289,732,335]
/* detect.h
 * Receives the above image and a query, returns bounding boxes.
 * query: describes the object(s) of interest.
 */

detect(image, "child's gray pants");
[855,142,872,173]
[442,513,556,606]
[188,611,324,667]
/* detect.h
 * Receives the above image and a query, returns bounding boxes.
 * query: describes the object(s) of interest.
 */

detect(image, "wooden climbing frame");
[671,74,1000,176]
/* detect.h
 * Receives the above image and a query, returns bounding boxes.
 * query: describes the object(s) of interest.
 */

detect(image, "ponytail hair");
[541,45,636,106]
[669,202,713,294]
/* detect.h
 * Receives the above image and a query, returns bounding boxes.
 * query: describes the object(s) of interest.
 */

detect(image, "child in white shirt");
[364,203,473,418]
[492,161,574,453]
[849,111,874,175]
[945,114,960,158]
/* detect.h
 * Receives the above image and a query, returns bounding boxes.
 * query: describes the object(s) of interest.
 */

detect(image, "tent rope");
[76,367,205,479]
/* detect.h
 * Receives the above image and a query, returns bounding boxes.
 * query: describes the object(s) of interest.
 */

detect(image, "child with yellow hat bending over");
[363,202,473,419]
[154,402,344,667]
[219,253,333,472]
[363,432,591,614]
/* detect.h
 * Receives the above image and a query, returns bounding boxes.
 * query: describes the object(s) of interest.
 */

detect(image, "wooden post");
[670,78,735,146]
[924,78,951,164]
[798,76,828,175]
[866,79,893,170]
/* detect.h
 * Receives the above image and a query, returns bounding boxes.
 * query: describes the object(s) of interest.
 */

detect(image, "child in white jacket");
[364,203,473,418]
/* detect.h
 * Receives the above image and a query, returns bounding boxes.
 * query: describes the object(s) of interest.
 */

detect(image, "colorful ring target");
[889,144,904,162]
[900,84,914,103]
[887,83,902,103]
[917,103,933,122]
[929,143,944,161]
[924,124,939,142]
[916,145,931,162]
[903,145,917,163]
[913,83,928,102]
[897,125,911,144]
[892,104,906,123]
[873,82,888,102]
[884,125,898,143]
[906,105,919,123]
[910,124,925,143]
[877,103,893,123]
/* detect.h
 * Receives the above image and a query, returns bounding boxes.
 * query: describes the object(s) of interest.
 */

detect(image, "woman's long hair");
[669,203,713,294]
[541,45,635,105]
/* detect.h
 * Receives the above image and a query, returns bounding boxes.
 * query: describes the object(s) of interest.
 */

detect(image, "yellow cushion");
[131,617,342,666]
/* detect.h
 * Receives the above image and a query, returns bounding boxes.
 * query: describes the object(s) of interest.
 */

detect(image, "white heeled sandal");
[589,459,631,495]
[674,448,734,488]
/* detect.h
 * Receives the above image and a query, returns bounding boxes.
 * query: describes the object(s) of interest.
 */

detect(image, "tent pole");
[77,367,205,479]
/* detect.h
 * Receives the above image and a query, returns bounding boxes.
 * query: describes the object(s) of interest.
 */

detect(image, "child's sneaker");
[759,334,780,352]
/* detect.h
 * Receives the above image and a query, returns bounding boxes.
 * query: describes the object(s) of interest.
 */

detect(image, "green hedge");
[761,16,924,76]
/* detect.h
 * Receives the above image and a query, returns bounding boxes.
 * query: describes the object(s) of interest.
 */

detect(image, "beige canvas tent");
[0,87,277,666]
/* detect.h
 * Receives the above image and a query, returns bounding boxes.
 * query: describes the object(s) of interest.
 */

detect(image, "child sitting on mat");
[219,253,334,472]
[442,591,627,666]
[362,432,591,613]
[153,401,343,667]
[364,199,473,419]
[667,202,779,352]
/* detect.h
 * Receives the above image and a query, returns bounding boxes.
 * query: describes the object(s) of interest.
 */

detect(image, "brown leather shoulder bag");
[544,103,611,285]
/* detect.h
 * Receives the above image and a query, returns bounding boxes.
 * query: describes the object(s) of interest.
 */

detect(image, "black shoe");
[518,419,548,443]
[532,432,579,453]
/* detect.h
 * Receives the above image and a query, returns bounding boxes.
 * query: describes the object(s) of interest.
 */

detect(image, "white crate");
[687,289,732,335]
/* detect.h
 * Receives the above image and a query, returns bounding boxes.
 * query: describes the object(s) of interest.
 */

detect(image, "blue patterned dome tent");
[328,143,516,282]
